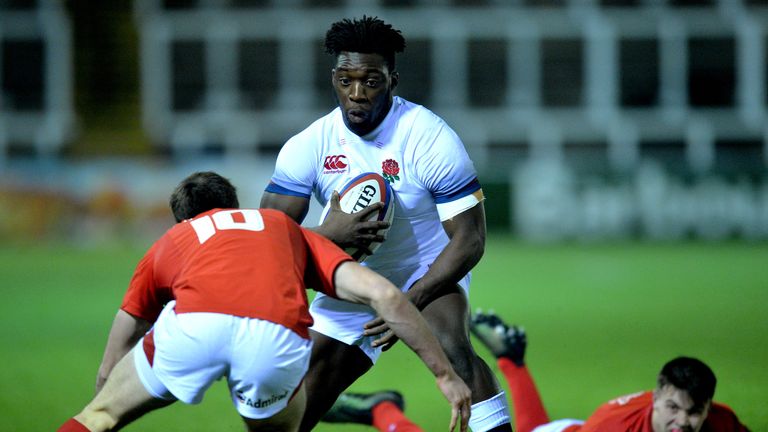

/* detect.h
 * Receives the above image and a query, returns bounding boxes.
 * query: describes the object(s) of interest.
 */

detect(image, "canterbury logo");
[324,155,348,170]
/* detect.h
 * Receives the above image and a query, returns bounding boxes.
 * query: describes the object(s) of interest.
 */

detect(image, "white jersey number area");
[190,209,265,244]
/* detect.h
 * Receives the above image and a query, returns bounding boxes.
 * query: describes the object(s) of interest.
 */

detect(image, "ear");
[390,71,399,90]
[331,68,337,84]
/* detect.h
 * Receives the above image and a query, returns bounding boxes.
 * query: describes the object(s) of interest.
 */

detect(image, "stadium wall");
[2,157,767,244]
[2,2,768,244]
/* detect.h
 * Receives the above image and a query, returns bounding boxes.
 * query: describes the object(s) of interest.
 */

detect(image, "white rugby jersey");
[266,96,482,290]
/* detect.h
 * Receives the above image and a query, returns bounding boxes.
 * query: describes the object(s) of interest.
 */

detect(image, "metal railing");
[0,0,75,163]
[134,0,767,175]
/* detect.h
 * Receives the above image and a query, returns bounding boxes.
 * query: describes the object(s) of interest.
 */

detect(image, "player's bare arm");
[364,202,486,347]
[95,309,152,394]
[408,201,486,308]
[259,191,310,223]
[333,260,472,432]
[260,190,389,251]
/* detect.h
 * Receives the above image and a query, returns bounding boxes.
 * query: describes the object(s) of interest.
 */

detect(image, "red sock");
[498,357,550,432]
[372,401,423,432]
[58,418,90,432]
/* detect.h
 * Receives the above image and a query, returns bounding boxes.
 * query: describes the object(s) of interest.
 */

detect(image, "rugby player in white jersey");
[260,16,512,432]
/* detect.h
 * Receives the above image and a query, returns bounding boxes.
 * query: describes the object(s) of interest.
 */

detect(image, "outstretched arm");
[95,309,152,394]
[333,261,472,432]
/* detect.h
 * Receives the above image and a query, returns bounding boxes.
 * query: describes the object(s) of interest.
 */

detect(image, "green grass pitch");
[1,237,766,431]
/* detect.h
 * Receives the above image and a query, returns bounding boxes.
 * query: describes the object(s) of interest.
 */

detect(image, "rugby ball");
[320,172,395,262]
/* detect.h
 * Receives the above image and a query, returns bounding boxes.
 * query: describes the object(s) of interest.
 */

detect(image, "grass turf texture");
[1,238,766,431]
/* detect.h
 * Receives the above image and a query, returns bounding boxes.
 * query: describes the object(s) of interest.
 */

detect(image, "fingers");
[356,201,384,220]
[358,246,375,258]
[437,375,472,432]
[322,198,389,249]
[363,323,389,336]
[364,317,385,330]
[329,191,341,209]
[372,220,391,230]
[364,318,397,349]
[460,400,470,432]
[353,229,387,244]
[449,401,470,432]
[361,220,391,232]
[371,330,398,348]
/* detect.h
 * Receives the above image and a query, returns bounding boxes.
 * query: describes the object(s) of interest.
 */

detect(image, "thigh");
[228,318,312,420]
[150,307,231,404]
[242,382,306,432]
[421,289,504,402]
[420,288,472,353]
[78,347,175,431]
[298,330,373,432]
[308,293,382,362]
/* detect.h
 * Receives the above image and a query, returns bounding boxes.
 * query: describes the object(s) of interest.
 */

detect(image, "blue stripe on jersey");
[265,181,312,199]
[433,178,481,204]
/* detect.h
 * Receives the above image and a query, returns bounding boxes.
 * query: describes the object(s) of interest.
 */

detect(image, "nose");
[677,411,691,427]
[349,82,366,102]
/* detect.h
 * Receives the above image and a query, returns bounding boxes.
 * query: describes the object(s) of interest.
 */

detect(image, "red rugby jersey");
[120,208,352,339]
[565,391,749,432]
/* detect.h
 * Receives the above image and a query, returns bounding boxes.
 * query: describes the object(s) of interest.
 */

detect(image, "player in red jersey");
[470,311,749,432]
[57,171,471,432]
[323,311,750,432]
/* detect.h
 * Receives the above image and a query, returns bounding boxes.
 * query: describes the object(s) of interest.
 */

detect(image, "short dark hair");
[324,16,406,71]
[657,357,717,406]
[169,171,239,222]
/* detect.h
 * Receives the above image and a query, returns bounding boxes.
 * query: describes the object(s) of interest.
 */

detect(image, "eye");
[664,401,680,413]
[338,77,350,86]
[365,79,380,88]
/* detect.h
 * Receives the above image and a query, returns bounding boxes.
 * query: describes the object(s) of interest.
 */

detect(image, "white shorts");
[532,419,585,432]
[134,301,312,419]
[309,271,471,363]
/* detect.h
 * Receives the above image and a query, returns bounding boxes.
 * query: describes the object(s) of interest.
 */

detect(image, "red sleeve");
[579,392,653,432]
[301,227,353,298]
[120,239,174,322]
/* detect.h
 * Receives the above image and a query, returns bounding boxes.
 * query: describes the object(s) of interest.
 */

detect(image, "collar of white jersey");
[356,96,403,141]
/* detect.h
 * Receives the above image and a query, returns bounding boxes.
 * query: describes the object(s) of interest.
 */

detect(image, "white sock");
[467,391,511,432]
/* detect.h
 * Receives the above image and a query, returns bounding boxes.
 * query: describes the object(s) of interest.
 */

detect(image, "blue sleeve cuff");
[433,178,481,204]
[265,181,312,199]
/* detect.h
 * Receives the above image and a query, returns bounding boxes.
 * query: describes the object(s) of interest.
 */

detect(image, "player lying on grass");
[323,310,750,432]
[57,171,471,432]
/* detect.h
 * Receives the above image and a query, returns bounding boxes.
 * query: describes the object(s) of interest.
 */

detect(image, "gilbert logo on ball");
[320,172,395,262]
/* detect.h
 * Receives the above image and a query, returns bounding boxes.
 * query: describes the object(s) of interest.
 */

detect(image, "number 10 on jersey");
[190,210,265,244]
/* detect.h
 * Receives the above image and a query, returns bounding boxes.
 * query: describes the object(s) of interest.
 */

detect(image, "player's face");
[332,51,397,136]
[651,385,711,432]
